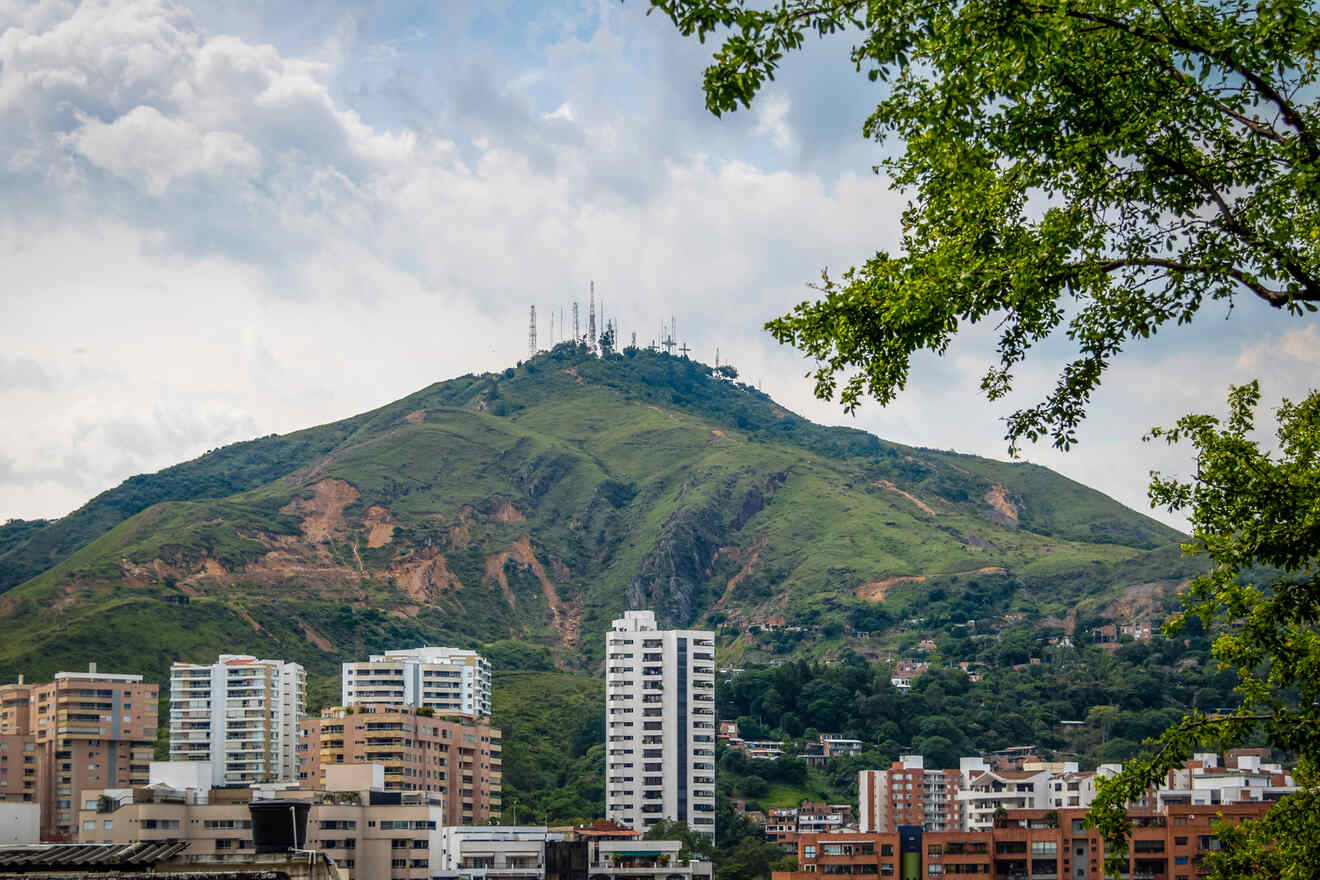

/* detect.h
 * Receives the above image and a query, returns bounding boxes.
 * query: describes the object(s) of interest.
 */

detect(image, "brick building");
[859,755,962,833]
[776,802,1274,880]
[0,666,157,841]
[299,705,501,825]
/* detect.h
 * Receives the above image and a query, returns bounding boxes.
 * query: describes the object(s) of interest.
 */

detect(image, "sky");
[1,0,1316,531]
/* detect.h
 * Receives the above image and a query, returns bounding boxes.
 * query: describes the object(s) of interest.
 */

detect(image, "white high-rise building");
[604,610,716,838]
[168,654,305,787]
[341,647,492,717]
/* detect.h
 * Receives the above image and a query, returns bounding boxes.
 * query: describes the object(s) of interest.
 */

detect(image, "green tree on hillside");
[651,0,1320,873]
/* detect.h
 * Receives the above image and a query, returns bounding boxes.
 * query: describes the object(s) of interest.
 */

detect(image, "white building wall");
[604,610,716,838]
[342,647,492,717]
[0,803,39,844]
[168,655,305,787]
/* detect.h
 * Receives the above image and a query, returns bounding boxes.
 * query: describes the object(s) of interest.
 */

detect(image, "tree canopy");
[1088,383,1320,878]
[650,0,1320,450]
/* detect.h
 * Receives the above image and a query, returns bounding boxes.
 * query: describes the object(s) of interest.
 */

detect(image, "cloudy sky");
[1,0,1315,530]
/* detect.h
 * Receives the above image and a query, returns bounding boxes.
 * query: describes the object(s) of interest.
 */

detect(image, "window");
[1031,841,1057,856]
[929,845,943,857]
[929,866,943,876]
[83,820,96,831]
[103,820,112,830]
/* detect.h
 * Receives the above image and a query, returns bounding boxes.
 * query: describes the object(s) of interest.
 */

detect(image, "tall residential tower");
[605,611,716,837]
[169,654,305,787]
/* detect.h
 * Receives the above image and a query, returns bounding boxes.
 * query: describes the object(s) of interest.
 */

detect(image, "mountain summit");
[0,345,1188,683]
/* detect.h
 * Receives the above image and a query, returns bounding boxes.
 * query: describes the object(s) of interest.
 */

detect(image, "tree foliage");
[650,0,1320,450]
[1088,383,1320,876]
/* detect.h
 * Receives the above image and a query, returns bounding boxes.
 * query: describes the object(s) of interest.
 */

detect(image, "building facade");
[604,611,716,837]
[78,766,444,880]
[0,666,157,840]
[777,802,1274,880]
[859,755,963,833]
[342,647,492,718]
[169,655,305,787]
[299,705,502,825]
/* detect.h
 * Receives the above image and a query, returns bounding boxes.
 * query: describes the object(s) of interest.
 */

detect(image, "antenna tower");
[588,282,597,352]
[572,302,580,342]
[679,341,691,358]
[528,306,537,358]
[631,331,637,349]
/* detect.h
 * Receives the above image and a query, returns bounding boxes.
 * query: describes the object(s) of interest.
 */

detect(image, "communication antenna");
[560,306,564,345]
[679,341,691,358]
[549,311,555,346]
[588,282,597,352]
[573,302,580,342]
[631,331,637,349]
[528,306,537,358]
[716,348,720,368]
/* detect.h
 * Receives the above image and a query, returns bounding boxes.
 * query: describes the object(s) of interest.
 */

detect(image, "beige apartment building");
[0,666,157,841]
[299,705,501,825]
[78,764,443,880]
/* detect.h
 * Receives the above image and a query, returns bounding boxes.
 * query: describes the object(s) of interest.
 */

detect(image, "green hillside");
[0,344,1187,688]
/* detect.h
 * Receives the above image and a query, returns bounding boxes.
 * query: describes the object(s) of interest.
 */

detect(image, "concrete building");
[299,704,502,825]
[0,665,158,841]
[433,825,558,880]
[858,755,963,833]
[776,801,1276,880]
[77,763,443,880]
[0,802,39,843]
[342,647,492,718]
[604,611,716,837]
[169,654,306,788]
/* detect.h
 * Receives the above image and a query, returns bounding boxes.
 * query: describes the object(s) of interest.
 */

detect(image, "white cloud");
[0,0,1316,535]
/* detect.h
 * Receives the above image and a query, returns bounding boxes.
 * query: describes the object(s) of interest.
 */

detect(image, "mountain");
[0,344,1190,689]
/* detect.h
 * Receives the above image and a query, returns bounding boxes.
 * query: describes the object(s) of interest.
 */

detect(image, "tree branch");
[1056,257,1296,306]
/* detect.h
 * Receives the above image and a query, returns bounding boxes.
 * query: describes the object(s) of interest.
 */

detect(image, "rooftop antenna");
[573,302,580,343]
[588,282,597,352]
[528,306,537,358]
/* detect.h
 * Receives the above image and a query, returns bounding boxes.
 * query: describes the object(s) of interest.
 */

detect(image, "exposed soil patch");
[235,607,265,633]
[282,478,360,543]
[976,565,1006,574]
[492,498,525,523]
[509,535,578,649]
[716,537,769,607]
[363,505,396,548]
[296,617,335,652]
[1102,581,1169,620]
[857,575,927,602]
[984,484,1019,522]
[203,558,227,576]
[390,550,465,603]
[485,552,517,608]
[405,409,426,424]
[873,480,936,516]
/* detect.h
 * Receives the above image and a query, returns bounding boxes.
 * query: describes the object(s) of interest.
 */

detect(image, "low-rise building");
[778,801,1276,880]
[77,764,443,880]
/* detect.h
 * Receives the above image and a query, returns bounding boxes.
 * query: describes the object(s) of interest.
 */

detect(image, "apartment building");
[299,704,502,825]
[776,802,1275,880]
[342,647,492,718]
[0,665,157,840]
[604,610,716,837]
[169,655,305,787]
[78,764,444,880]
[433,825,558,880]
[859,755,963,833]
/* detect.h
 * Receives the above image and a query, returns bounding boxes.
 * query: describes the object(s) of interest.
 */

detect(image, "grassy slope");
[0,347,1191,687]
